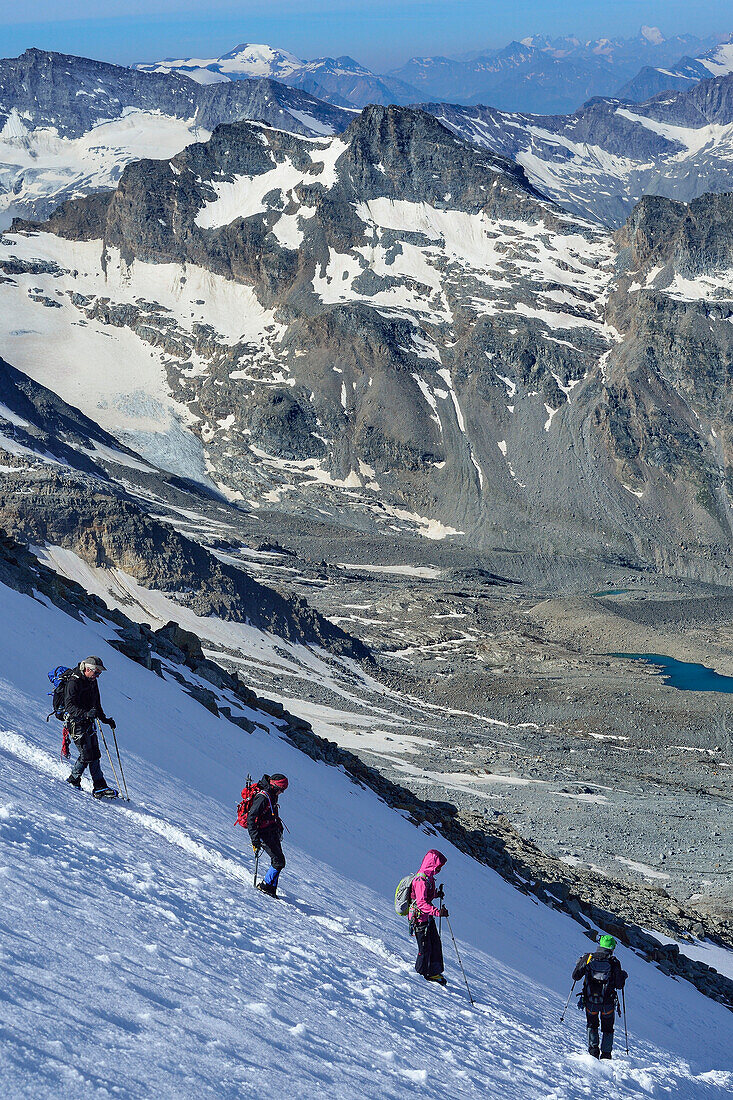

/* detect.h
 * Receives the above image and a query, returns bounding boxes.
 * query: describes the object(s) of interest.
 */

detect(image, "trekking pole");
[621,988,629,1054]
[559,980,576,1023]
[445,914,474,1005]
[253,849,260,888]
[110,727,130,801]
[97,720,121,792]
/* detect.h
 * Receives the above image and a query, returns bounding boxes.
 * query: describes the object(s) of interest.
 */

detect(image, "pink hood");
[419,849,447,877]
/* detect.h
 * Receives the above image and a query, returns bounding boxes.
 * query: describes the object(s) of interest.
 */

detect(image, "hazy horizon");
[2,1,731,72]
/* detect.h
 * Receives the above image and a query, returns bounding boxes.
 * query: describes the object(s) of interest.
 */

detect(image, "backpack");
[583,954,614,1008]
[47,666,73,721]
[235,776,261,829]
[394,872,426,916]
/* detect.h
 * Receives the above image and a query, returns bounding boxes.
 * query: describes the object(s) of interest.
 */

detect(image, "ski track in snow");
[0,583,731,1098]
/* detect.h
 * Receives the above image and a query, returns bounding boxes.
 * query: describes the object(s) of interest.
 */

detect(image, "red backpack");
[235,776,260,828]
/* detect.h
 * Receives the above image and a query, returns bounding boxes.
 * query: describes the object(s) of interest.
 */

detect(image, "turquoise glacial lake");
[612,653,733,694]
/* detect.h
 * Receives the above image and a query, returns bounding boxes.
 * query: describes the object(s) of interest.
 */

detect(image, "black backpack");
[584,954,614,1008]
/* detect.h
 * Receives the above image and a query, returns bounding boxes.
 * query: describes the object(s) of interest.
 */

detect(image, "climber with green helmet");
[572,934,628,1059]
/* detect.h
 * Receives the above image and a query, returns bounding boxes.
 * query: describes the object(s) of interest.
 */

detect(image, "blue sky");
[2,1,730,70]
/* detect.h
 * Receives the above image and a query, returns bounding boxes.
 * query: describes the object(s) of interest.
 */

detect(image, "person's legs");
[89,757,106,789]
[415,918,444,978]
[414,921,430,976]
[70,725,106,789]
[425,918,444,976]
[261,832,286,890]
[599,1008,615,1058]
[585,1010,600,1057]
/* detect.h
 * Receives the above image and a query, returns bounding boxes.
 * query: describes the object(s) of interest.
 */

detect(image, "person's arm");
[247,794,265,847]
[412,875,441,919]
[572,954,590,982]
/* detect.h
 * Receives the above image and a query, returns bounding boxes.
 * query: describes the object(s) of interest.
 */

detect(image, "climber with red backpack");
[236,774,289,897]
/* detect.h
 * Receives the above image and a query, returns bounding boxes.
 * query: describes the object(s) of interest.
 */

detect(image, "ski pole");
[111,727,130,800]
[445,914,474,1005]
[622,987,629,1054]
[97,721,121,792]
[253,849,260,888]
[559,980,576,1023]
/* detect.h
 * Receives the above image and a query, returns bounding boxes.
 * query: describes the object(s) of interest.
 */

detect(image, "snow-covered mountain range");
[618,36,733,102]
[0,49,350,228]
[425,71,733,226]
[139,29,728,114]
[136,42,422,109]
[3,102,733,585]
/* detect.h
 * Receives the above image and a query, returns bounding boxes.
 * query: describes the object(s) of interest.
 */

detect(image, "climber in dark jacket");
[572,935,627,1059]
[248,774,288,897]
[64,656,116,796]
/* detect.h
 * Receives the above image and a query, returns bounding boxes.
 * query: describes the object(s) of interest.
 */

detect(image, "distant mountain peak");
[640,26,666,46]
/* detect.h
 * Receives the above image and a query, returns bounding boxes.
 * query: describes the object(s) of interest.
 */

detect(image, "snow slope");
[0,109,207,231]
[1,579,732,1098]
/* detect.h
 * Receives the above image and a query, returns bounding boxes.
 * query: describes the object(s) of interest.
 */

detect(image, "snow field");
[0,581,732,1098]
[0,110,207,230]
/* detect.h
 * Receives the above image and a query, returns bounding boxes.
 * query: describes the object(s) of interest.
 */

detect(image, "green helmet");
[599,934,616,951]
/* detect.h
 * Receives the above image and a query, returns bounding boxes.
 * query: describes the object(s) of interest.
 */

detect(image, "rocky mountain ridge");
[0,355,368,658]
[0,49,351,227]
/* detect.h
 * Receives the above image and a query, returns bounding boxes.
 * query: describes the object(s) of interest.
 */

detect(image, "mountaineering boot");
[587,1028,600,1058]
[256,880,277,898]
[599,1052,612,1060]
[92,786,119,800]
[426,974,447,986]
[66,774,82,789]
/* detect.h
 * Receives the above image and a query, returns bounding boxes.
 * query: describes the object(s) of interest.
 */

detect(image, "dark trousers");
[586,1006,615,1055]
[260,828,286,887]
[414,918,444,978]
[69,724,105,788]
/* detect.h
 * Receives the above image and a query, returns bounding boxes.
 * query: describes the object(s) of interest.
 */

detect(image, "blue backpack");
[47,665,72,721]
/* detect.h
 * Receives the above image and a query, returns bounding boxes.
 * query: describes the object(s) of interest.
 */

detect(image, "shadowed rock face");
[4,105,733,584]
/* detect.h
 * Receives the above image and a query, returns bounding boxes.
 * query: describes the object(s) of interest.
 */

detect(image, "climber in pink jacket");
[410,849,448,983]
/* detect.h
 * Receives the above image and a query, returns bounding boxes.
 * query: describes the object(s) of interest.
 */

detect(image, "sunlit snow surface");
[0,579,732,1098]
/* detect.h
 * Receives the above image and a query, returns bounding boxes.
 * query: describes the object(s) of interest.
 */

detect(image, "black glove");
[439,905,449,917]
[104,717,116,731]
[251,839,261,854]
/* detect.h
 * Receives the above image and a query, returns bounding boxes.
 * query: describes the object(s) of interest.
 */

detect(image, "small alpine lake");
[611,653,733,694]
